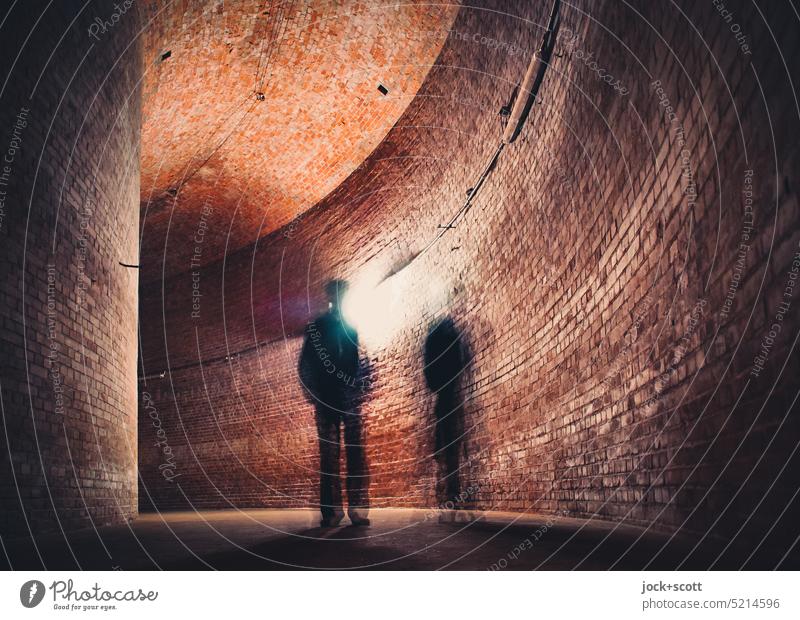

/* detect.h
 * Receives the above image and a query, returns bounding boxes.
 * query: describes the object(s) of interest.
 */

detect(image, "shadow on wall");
[424,317,471,506]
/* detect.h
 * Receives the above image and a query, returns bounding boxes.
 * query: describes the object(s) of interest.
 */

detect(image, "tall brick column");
[0,1,142,537]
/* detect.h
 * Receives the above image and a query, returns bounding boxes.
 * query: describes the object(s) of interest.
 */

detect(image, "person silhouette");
[424,318,466,508]
[298,279,370,527]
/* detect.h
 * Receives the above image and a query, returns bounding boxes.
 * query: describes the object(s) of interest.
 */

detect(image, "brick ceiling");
[138,0,458,280]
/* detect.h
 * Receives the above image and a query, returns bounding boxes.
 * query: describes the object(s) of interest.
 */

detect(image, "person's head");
[324,279,349,313]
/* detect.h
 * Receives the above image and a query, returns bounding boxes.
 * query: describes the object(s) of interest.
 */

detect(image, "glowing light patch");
[342,280,403,347]
[342,271,449,348]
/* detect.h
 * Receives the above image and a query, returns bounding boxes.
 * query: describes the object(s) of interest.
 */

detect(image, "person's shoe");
[438,509,456,524]
[320,512,344,527]
[349,515,370,526]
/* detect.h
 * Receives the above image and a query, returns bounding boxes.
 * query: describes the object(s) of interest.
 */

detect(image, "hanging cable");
[380,0,561,283]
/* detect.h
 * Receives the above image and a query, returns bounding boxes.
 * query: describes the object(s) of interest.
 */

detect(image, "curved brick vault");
[2,0,799,566]
[139,0,458,280]
[138,0,800,558]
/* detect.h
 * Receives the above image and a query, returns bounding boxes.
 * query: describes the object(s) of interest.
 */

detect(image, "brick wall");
[139,0,800,552]
[137,0,458,279]
[0,1,141,536]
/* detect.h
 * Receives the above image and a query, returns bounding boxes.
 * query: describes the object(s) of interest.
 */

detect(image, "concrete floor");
[0,508,786,570]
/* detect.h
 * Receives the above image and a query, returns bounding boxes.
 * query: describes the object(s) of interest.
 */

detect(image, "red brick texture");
[140,2,800,542]
[3,0,796,558]
[0,2,141,536]
[138,0,458,279]
[139,0,800,553]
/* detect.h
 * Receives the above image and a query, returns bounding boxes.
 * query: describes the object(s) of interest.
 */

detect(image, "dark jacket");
[298,311,360,409]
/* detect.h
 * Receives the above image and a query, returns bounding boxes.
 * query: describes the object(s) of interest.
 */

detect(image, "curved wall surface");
[139,0,800,554]
[137,0,459,279]
[0,2,142,536]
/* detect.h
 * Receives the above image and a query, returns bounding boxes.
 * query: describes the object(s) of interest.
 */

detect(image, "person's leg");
[343,411,369,525]
[443,436,461,503]
[316,409,343,525]
[434,393,463,522]
[434,394,454,504]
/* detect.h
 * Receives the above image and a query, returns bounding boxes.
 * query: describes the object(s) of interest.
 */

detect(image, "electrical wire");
[379,0,561,283]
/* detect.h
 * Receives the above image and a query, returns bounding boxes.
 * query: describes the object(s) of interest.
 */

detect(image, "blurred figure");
[298,280,370,527]
[424,318,466,507]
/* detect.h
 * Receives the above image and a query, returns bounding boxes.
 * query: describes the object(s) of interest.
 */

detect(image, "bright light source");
[341,279,403,347]
[341,271,449,348]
